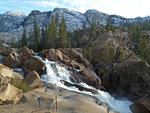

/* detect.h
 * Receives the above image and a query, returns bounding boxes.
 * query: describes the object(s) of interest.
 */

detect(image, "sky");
[0,0,149,18]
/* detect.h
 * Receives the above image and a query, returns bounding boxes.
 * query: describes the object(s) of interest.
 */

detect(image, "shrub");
[140,58,147,68]
[10,79,32,93]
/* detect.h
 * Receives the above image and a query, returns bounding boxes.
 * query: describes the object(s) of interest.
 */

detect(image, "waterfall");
[36,55,133,113]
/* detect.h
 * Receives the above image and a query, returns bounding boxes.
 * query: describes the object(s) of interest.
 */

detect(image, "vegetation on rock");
[10,79,32,93]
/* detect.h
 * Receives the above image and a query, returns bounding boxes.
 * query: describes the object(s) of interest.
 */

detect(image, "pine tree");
[97,21,101,27]
[45,24,48,38]
[40,27,46,49]
[28,28,34,49]
[47,22,51,48]
[139,35,149,60]
[59,15,67,48]
[55,13,59,30]
[90,21,96,38]
[48,16,56,48]
[55,13,60,48]
[87,46,92,62]
[68,37,71,48]
[112,25,116,32]
[106,16,111,31]
[44,24,51,49]
[51,16,56,48]
[21,28,27,47]
[33,17,40,51]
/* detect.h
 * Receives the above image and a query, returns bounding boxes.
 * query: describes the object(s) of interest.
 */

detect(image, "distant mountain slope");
[0,8,150,42]
[0,11,26,32]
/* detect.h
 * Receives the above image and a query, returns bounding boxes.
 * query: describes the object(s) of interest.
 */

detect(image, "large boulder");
[130,95,150,113]
[5,50,21,68]
[0,48,16,56]
[62,60,85,69]
[41,48,90,70]
[1,47,34,69]
[0,83,23,105]
[103,55,150,99]
[18,46,34,55]
[19,52,45,75]
[60,48,90,68]
[20,52,33,66]
[0,63,23,84]
[90,38,133,81]
[26,57,46,75]
[71,69,102,89]
[114,46,134,63]
[0,63,14,84]
[1,46,34,67]
[13,72,23,81]
[91,39,119,65]
[42,49,66,61]
[24,71,44,88]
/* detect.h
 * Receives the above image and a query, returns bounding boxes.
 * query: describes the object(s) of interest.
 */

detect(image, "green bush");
[10,80,32,93]
[140,58,147,68]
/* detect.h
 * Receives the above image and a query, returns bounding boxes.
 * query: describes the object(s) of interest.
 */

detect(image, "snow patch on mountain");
[4,11,26,16]
[0,8,150,42]
[84,9,108,25]
[52,8,90,32]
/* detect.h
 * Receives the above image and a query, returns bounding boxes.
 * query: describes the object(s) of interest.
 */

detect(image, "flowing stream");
[36,55,133,113]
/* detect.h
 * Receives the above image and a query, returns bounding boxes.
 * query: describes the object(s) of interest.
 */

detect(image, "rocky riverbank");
[0,46,150,113]
[0,84,118,113]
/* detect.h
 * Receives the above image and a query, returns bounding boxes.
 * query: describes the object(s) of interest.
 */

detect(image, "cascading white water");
[41,59,73,87]
[36,56,133,113]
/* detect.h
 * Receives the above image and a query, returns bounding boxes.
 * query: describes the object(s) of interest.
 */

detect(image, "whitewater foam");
[35,55,132,113]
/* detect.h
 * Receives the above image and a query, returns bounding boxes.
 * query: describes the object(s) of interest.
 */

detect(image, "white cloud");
[25,0,60,7]
[23,0,150,18]
[0,6,10,10]
[60,0,150,18]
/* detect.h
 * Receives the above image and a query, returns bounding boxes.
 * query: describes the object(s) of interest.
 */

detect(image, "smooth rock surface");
[0,83,23,105]
[24,71,44,88]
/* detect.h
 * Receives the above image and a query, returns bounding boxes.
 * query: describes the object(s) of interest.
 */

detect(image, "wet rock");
[94,98,102,105]
[130,95,150,113]
[61,80,99,94]
[109,111,120,113]
[0,55,6,64]
[71,69,101,89]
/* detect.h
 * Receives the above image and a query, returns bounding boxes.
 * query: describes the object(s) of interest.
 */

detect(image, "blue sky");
[0,0,149,18]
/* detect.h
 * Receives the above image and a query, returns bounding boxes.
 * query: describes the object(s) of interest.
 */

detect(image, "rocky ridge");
[1,8,150,42]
